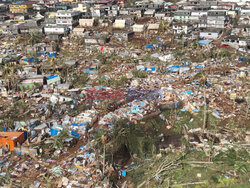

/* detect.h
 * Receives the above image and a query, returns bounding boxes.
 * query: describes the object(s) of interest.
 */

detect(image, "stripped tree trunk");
[203,88,206,132]
[103,144,106,174]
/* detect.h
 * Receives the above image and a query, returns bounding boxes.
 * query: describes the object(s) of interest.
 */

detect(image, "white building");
[56,10,81,29]
[44,27,68,35]
[113,19,126,29]
[200,29,222,39]
[132,24,146,32]
[79,18,95,27]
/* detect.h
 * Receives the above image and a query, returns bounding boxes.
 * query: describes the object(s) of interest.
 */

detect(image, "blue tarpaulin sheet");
[51,128,60,136]
[205,82,211,87]
[23,58,38,62]
[47,75,59,79]
[71,130,80,138]
[84,69,98,74]
[24,131,28,140]
[48,52,57,58]
[174,102,178,108]
[193,110,200,113]
[140,101,145,106]
[167,66,179,72]
[72,124,85,126]
[146,44,153,48]
[186,90,193,94]
[198,40,211,45]
[131,109,138,113]
[97,86,106,89]
[194,66,204,69]
[239,58,244,62]
[83,86,92,89]
[122,170,127,177]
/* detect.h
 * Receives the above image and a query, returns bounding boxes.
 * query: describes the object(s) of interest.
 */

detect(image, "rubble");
[0,0,249,187]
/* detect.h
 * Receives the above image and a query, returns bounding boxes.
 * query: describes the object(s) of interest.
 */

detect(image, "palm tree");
[199,72,208,132]
[2,66,11,92]
[95,130,108,174]
[28,33,44,46]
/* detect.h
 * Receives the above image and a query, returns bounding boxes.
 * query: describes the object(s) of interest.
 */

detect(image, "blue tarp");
[198,40,211,45]
[37,52,56,58]
[72,124,85,127]
[51,128,60,136]
[166,66,179,72]
[238,57,244,62]
[97,86,107,89]
[84,69,98,74]
[24,131,28,140]
[48,52,57,58]
[23,58,39,62]
[174,102,178,108]
[194,65,204,69]
[193,110,200,113]
[146,44,154,48]
[71,130,80,138]
[205,82,211,87]
[122,170,127,177]
[185,90,193,94]
[47,75,59,79]
[83,86,92,89]
[140,101,145,106]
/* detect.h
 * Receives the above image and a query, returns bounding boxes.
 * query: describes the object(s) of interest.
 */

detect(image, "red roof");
[6,13,14,18]
[98,0,112,4]
[218,3,232,7]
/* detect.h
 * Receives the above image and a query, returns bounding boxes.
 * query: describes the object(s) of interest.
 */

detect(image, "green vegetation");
[132,69,147,78]
[15,33,45,46]
[98,76,128,89]
[127,147,249,187]
[72,74,89,87]
[94,106,249,187]
[95,119,160,160]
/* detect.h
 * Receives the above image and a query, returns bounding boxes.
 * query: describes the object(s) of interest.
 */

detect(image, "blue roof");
[84,69,98,74]
[198,40,211,45]
[146,44,154,48]
[194,66,204,69]
[47,75,59,79]
[72,124,85,126]
[83,86,92,89]
[15,1,24,4]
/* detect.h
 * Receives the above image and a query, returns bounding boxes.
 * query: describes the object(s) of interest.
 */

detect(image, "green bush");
[132,69,147,78]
